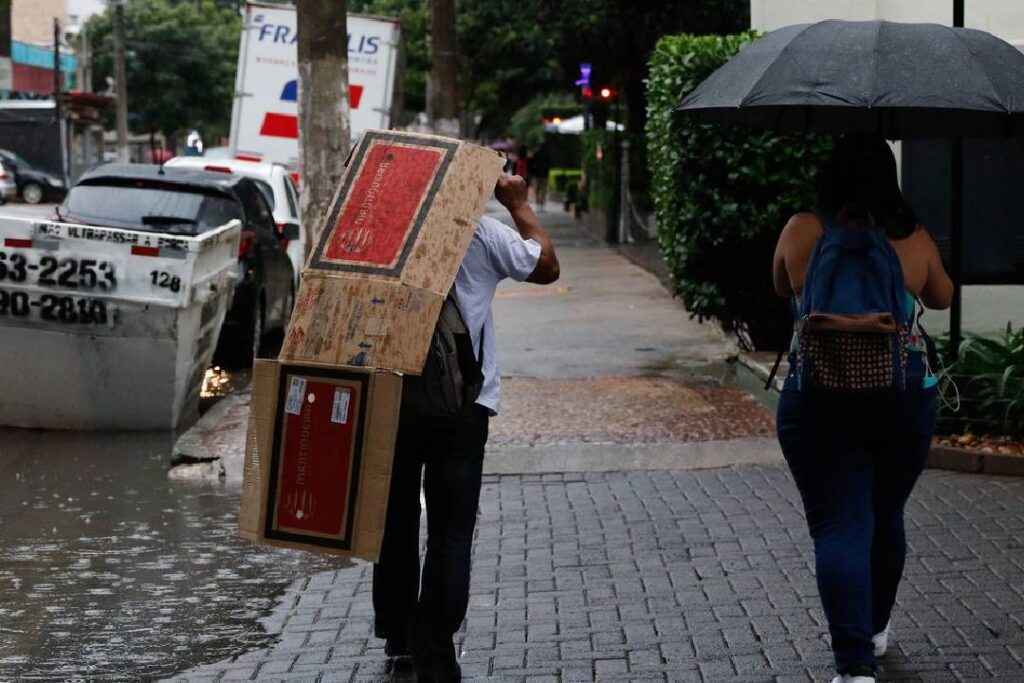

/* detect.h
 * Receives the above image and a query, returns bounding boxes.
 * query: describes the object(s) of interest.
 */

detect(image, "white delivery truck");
[229,1,401,172]
[0,217,240,430]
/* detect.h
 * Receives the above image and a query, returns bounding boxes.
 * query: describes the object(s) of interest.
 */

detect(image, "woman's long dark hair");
[817,133,917,239]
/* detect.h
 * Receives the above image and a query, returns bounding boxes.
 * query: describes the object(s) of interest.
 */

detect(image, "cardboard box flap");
[306,129,503,297]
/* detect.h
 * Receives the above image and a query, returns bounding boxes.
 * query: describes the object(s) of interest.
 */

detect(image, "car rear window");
[254,179,276,211]
[65,180,242,235]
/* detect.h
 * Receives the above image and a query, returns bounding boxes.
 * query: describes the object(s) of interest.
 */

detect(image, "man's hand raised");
[495,173,529,212]
[493,173,559,285]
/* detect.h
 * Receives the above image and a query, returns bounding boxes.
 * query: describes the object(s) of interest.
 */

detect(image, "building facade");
[751,0,1024,48]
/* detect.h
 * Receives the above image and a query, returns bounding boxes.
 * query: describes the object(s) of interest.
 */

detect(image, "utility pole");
[53,18,61,116]
[54,18,67,179]
[295,0,349,255]
[111,0,129,163]
[428,0,458,136]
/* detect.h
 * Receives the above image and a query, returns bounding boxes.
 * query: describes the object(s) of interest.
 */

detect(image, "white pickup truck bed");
[0,216,240,430]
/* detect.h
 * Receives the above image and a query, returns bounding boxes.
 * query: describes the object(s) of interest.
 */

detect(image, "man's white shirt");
[453,214,541,415]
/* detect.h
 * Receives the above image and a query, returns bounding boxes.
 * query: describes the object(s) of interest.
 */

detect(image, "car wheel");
[22,182,44,205]
[249,301,265,363]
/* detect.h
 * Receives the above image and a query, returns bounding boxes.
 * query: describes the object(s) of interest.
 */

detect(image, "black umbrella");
[675,19,1024,356]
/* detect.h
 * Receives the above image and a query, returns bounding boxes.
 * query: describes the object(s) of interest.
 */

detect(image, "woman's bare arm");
[773,213,822,298]
[918,228,954,310]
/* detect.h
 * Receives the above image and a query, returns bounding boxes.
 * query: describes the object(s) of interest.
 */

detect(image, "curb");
[171,390,249,462]
[928,444,1024,476]
[737,352,1024,478]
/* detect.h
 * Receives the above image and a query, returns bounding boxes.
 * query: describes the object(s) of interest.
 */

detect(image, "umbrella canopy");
[676,20,1024,138]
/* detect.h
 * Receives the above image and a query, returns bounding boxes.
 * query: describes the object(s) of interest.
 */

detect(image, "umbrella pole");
[949,136,964,361]
[946,0,966,362]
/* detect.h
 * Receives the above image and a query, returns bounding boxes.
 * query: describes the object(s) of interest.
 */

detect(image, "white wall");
[65,0,106,32]
[751,0,1024,46]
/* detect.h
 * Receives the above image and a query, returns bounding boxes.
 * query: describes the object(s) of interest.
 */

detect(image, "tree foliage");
[646,33,834,350]
[349,0,430,116]
[348,0,747,137]
[86,0,242,141]
[507,93,580,148]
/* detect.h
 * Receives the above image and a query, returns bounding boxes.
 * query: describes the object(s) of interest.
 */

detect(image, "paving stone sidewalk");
[165,464,1024,682]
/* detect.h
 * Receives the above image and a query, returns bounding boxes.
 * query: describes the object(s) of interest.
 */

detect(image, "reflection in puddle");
[0,428,348,680]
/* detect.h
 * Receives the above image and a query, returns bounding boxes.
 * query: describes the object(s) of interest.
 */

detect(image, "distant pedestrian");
[373,174,560,682]
[772,134,953,683]
[530,142,551,210]
[513,144,530,185]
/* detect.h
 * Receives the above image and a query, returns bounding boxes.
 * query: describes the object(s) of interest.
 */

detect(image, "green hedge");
[646,32,833,350]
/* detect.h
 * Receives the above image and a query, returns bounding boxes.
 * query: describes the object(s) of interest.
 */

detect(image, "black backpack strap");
[765,349,785,390]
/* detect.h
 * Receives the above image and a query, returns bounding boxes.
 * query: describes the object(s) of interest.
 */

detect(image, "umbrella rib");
[870,21,882,115]
[741,22,821,109]
[950,27,1007,114]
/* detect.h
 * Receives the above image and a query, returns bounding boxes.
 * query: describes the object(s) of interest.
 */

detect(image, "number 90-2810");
[0,289,109,325]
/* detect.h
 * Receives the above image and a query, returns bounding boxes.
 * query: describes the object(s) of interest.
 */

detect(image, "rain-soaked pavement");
[0,426,347,681]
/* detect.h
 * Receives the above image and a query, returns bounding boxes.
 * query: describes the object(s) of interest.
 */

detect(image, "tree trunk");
[428,0,458,136]
[296,0,350,258]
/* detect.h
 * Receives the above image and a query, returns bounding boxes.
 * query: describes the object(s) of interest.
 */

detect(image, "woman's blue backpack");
[793,220,910,393]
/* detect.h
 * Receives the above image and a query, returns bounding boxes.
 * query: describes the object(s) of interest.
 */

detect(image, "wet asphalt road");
[0,427,347,681]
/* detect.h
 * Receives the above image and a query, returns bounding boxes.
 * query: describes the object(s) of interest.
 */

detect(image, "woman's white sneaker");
[872,623,890,657]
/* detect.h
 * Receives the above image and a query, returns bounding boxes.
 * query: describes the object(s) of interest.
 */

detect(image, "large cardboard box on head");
[282,129,504,373]
[239,130,504,561]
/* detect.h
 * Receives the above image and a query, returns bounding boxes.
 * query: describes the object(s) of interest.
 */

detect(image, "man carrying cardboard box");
[372,173,560,682]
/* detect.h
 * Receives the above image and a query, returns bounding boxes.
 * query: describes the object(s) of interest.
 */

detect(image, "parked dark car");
[58,164,296,366]
[0,149,67,204]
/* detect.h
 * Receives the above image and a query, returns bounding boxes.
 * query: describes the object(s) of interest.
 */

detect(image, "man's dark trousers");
[372,405,490,660]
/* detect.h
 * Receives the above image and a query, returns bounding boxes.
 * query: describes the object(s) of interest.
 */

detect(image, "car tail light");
[205,165,232,174]
[0,173,8,179]
[275,222,290,248]
[238,230,257,259]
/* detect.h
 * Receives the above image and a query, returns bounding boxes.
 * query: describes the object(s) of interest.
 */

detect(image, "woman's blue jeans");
[777,380,937,674]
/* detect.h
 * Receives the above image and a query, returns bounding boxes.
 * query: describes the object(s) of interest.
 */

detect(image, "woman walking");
[772,134,953,683]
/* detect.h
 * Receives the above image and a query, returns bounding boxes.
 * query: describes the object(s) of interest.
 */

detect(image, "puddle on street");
[0,427,348,680]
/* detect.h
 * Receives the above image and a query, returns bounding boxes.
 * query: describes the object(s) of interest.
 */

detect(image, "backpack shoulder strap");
[799,227,831,317]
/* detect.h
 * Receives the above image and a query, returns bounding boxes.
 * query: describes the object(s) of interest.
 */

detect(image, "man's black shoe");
[385,636,410,658]
[411,642,461,683]
[413,659,461,683]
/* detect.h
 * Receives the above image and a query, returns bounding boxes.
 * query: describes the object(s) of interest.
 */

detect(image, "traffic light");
[590,85,618,129]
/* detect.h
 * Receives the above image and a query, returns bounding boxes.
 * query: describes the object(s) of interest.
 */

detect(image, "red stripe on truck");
[350,84,364,109]
[4,238,33,248]
[260,113,299,139]
[131,245,161,257]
